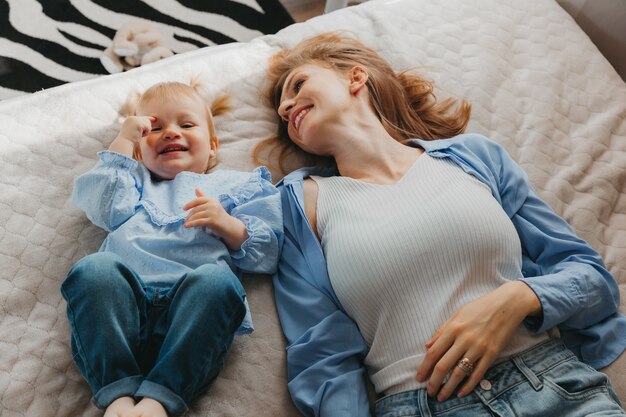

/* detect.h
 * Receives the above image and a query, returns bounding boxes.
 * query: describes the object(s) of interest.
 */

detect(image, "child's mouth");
[159,144,188,154]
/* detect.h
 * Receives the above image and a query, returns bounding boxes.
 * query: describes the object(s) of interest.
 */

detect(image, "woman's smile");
[293,105,313,133]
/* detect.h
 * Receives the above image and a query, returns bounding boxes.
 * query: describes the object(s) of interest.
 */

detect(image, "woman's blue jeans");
[60,252,246,416]
[375,339,625,417]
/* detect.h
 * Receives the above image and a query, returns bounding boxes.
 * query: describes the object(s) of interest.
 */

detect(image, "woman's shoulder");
[279,166,338,187]
[415,134,511,170]
[415,133,500,152]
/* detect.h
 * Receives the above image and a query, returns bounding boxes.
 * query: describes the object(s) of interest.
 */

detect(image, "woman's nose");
[278,99,294,123]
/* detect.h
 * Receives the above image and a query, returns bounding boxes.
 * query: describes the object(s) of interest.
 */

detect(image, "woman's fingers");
[424,338,470,398]
[424,322,445,349]
[416,331,454,382]
[457,349,498,398]
[435,357,474,401]
[417,282,538,401]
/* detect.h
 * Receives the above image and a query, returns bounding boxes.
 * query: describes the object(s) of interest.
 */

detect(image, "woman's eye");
[294,79,304,93]
[151,127,161,132]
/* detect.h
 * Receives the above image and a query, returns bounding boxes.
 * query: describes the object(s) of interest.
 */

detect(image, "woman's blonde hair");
[254,32,471,174]
[124,80,230,172]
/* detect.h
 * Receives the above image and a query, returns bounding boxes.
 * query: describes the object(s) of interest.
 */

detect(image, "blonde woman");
[257,33,626,417]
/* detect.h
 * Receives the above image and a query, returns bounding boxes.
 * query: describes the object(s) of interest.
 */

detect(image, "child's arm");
[183,169,283,274]
[73,151,142,232]
[108,116,155,157]
[183,188,249,250]
[73,116,153,231]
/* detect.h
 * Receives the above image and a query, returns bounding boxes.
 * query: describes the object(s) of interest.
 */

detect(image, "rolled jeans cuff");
[135,380,188,417]
[93,375,144,408]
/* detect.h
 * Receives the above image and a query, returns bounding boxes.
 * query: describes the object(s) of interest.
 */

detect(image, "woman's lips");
[293,106,313,133]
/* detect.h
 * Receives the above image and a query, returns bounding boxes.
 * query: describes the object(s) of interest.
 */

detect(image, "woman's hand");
[183,188,248,251]
[415,281,541,402]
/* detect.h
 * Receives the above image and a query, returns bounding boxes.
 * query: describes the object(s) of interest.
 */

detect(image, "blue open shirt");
[73,151,283,334]
[274,133,626,417]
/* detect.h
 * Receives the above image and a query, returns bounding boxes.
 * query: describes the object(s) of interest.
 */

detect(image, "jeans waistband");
[375,338,577,414]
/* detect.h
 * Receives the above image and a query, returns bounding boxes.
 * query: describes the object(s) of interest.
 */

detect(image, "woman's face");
[277,63,353,155]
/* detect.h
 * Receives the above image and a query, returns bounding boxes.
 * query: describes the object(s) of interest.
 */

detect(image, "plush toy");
[101,19,174,74]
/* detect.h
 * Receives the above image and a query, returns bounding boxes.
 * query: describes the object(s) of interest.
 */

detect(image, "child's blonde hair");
[123,80,230,172]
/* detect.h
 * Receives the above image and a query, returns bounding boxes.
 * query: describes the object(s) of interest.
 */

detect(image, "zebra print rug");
[0,0,294,100]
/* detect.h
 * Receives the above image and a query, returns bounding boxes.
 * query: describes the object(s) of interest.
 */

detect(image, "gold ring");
[456,357,474,375]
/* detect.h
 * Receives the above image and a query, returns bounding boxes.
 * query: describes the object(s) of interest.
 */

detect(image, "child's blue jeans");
[60,252,246,416]
[375,339,625,417]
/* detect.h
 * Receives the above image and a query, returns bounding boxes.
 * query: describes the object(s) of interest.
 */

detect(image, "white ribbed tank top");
[312,153,548,396]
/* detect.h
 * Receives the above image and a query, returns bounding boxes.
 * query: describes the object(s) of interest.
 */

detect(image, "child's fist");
[117,116,156,144]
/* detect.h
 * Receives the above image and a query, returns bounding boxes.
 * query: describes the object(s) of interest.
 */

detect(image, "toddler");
[61,81,283,417]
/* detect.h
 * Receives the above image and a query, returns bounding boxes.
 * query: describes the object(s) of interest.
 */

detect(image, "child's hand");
[108,116,156,156]
[183,188,248,250]
[117,116,156,144]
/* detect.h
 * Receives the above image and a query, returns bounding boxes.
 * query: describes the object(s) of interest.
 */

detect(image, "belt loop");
[418,389,432,417]
[512,356,543,391]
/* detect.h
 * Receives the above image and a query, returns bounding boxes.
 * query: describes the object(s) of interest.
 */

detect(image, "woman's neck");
[330,123,423,185]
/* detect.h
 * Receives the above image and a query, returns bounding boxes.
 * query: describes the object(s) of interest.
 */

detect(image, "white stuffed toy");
[101,19,174,74]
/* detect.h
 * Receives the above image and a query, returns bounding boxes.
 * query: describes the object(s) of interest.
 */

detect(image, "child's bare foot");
[103,396,136,417]
[127,398,169,417]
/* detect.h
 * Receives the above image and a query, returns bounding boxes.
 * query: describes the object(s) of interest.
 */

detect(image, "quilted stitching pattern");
[1,0,625,415]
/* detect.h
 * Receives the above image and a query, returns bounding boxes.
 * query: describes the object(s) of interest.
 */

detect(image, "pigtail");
[210,94,231,117]
[188,75,231,117]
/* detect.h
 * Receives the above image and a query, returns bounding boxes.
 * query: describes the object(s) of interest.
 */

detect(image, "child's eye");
[182,123,194,128]
[294,79,304,93]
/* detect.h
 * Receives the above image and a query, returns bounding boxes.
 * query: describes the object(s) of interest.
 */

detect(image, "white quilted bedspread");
[1,0,625,415]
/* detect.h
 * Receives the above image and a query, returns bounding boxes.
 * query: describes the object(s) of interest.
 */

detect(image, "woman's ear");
[349,66,368,94]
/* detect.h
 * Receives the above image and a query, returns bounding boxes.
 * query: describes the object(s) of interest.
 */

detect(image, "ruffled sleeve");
[220,167,283,274]
[72,151,141,232]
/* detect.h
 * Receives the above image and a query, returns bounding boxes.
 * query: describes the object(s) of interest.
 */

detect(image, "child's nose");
[163,126,181,139]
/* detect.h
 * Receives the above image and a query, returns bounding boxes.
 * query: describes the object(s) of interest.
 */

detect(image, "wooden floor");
[279,0,326,22]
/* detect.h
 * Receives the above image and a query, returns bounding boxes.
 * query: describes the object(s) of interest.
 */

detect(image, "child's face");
[136,94,216,180]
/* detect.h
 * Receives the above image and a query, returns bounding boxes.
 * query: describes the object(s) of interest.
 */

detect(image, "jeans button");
[479,379,492,391]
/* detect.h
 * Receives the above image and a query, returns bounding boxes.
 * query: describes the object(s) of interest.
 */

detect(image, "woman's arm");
[489,138,620,333]
[416,135,624,400]
[275,179,372,417]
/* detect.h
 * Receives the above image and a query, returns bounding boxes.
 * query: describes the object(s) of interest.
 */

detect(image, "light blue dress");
[73,150,283,334]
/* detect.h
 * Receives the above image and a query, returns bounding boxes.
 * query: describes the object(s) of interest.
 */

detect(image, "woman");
[255,33,626,417]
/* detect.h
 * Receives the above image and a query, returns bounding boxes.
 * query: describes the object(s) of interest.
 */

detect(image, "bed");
[1,0,624,415]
